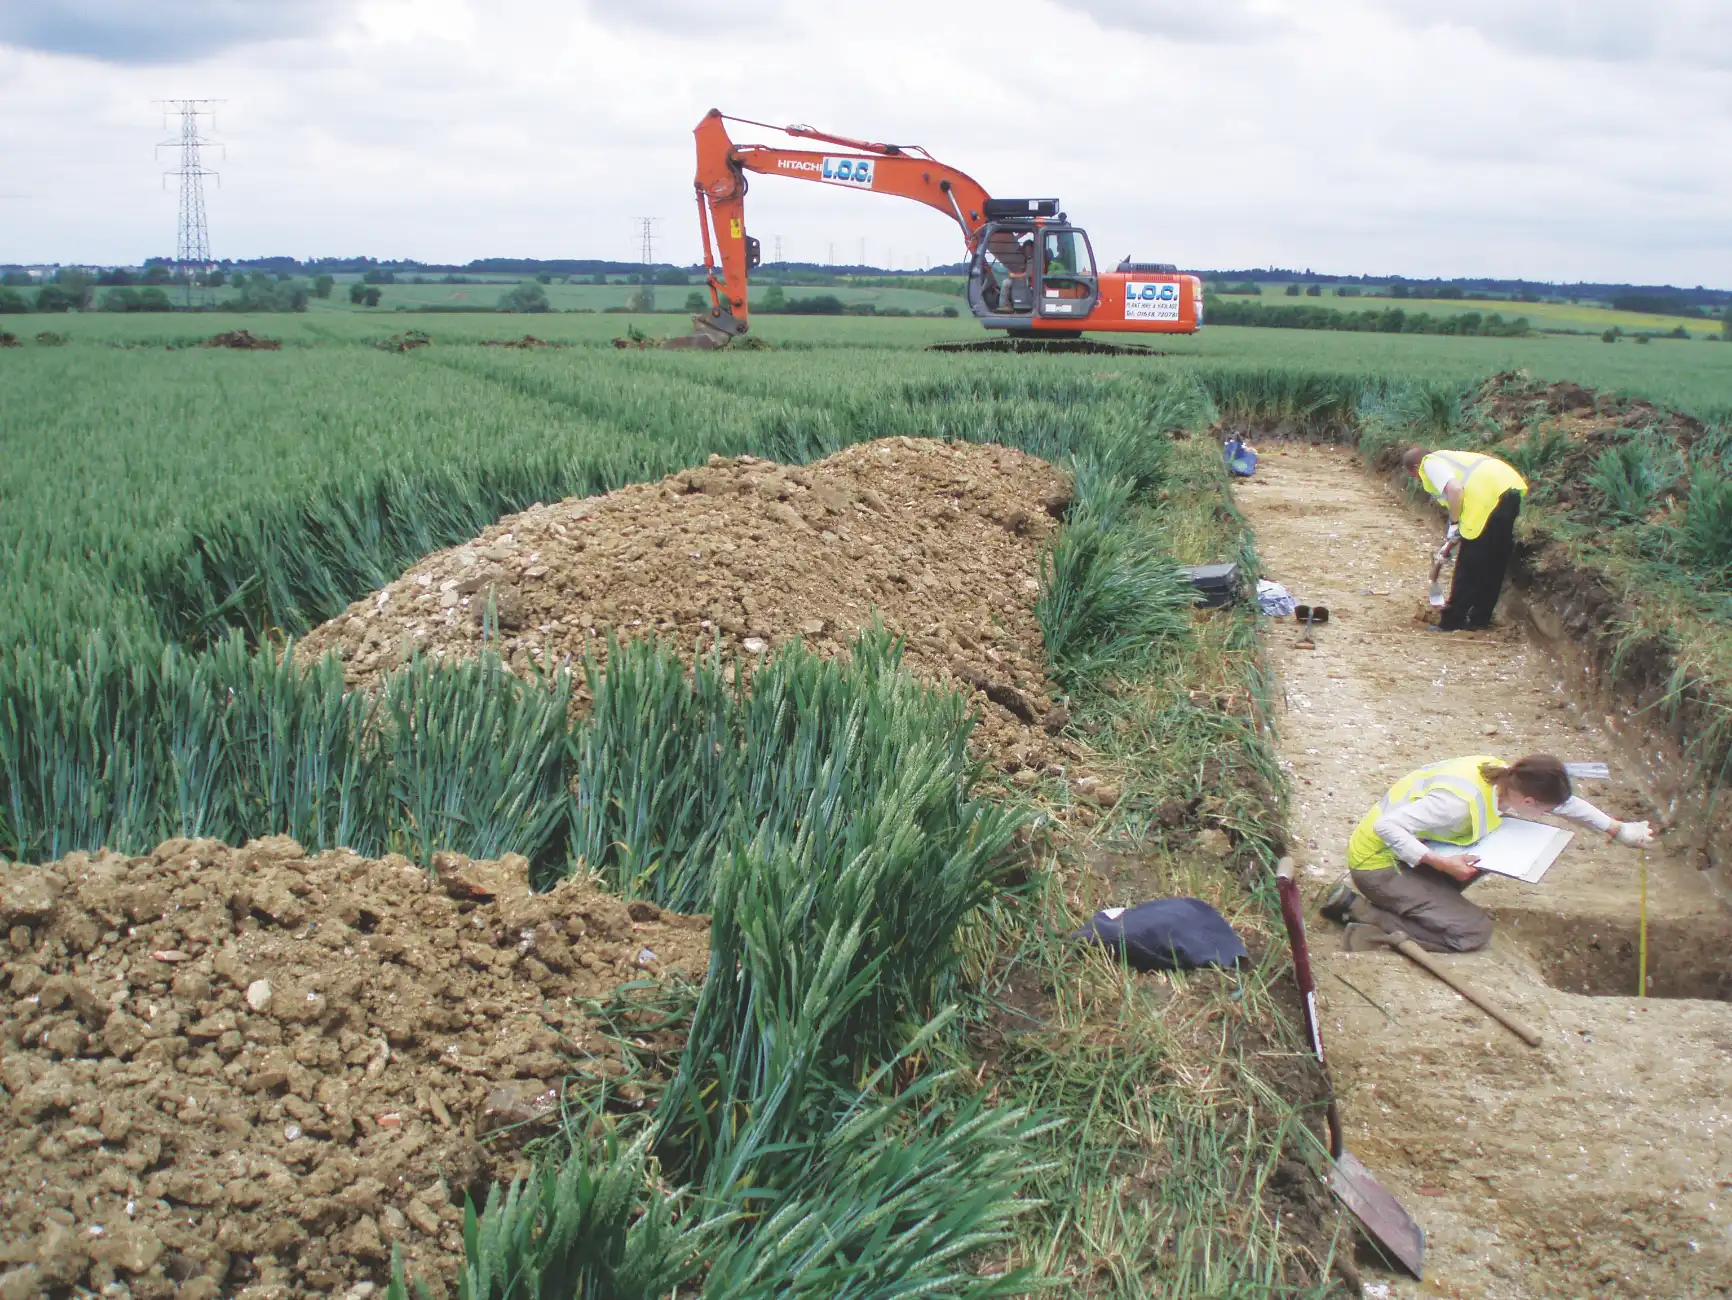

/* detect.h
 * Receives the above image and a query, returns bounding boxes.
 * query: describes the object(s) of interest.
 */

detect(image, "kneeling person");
[1320,754,1651,952]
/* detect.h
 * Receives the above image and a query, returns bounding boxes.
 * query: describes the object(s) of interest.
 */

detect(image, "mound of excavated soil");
[295,438,1077,779]
[0,839,707,1298]
[199,331,281,352]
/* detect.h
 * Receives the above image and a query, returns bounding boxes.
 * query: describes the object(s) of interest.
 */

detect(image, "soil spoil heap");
[296,438,1075,778]
[0,838,708,1298]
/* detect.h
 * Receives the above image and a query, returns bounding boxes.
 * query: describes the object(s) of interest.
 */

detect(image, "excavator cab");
[966,200,1098,335]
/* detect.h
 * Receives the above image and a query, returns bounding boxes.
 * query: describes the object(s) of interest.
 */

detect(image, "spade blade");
[1330,1150,1426,1279]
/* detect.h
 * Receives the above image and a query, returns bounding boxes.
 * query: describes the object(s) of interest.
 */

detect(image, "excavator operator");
[981,229,1032,313]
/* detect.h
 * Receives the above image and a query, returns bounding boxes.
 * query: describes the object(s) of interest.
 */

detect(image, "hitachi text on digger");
[675,109,1204,350]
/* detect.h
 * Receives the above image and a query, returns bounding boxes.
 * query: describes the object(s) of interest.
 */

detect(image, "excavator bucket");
[662,317,732,349]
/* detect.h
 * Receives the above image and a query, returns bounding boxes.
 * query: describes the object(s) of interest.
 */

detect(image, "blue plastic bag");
[1223,436,1258,478]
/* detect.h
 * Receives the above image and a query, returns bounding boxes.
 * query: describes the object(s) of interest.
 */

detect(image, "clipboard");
[1421,816,1573,885]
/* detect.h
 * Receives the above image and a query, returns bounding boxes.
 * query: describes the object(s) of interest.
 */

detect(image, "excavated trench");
[1500,909,1732,1002]
[1237,441,1732,1300]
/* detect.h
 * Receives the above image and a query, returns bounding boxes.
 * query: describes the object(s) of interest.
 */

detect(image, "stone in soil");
[0,837,708,1298]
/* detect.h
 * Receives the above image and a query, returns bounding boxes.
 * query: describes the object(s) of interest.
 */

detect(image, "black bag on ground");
[1178,563,1240,608]
[1075,898,1248,972]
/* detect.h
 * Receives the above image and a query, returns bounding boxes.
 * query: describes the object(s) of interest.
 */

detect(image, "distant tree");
[1387,282,1409,299]
[941,304,958,317]
[628,285,656,313]
[1722,305,1732,341]
[1284,284,1301,297]
[1601,328,1618,343]
[231,278,308,312]
[100,286,174,312]
[1434,285,1464,300]
[590,272,609,285]
[781,293,845,315]
[1610,292,1702,317]
[313,275,334,299]
[1334,286,1359,297]
[535,272,553,284]
[141,264,173,286]
[349,282,382,307]
[48,270,94,309]
[684,289,706,312]
[362,268,395,284]
[97,268,135,286]
[0,288,30,313]
[1,271,32,287]
[203,269,227,288]
[34,285,79,312]
[654,267,689,286]
[498,280,551,313]
[1305,284,1321,297]
[761,284,787,313]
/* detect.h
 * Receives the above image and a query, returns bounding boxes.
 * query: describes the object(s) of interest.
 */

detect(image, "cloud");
[0,0,1725,286]
[1372,0,1732,68]
[1048,0,1292,43]
[581,0,793,34]
[0,0,346,64]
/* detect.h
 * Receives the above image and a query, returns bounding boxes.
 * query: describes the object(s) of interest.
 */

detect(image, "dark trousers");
[1441,489,1522,631]
[1349,864,1493,952]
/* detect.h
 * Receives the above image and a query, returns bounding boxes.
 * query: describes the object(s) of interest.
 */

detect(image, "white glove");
[1613,820,1653,847]
[1445,523,1461,544]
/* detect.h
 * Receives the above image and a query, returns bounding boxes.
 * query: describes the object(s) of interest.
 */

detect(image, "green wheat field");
[3,311,1729,1297]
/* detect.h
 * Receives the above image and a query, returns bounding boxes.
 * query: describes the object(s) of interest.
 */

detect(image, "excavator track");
[925,338,1167,356]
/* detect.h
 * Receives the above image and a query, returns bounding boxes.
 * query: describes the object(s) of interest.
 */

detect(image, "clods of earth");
[295,438,1084,789]
[0,837,708,1298]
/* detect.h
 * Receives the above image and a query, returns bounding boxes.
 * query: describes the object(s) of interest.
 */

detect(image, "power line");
[155,99,222,307]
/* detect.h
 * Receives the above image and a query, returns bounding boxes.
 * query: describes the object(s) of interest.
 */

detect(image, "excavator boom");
[682,108,1201,347]
[691,109,991,340]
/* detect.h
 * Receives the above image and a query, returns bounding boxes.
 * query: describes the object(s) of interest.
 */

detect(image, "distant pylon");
[637,216,659,264]
[156,100,222,307]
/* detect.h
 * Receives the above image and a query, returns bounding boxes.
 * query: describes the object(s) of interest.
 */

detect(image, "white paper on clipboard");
[1421,816,1573,885]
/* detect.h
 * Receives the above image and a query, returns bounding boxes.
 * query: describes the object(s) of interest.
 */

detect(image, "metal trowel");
[1428,541,1454,608]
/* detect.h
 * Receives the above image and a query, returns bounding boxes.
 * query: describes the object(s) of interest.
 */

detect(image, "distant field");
[17,308,1730,419]
[1212,284,1725,337]
[325,279,964,315]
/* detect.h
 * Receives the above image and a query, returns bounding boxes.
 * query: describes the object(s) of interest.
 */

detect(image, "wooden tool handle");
[1393,939,1543,1047]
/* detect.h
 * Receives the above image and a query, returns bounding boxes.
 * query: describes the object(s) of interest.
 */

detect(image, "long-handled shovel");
[1275,859,1426,1279]
[1386,937,1543,1046]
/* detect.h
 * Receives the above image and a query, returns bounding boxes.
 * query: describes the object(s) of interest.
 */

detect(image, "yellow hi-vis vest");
[1346,755,1506,873]
[1418,451,1528,539]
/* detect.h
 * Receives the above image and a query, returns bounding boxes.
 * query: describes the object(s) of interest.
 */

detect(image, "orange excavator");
[680,109,1203,349]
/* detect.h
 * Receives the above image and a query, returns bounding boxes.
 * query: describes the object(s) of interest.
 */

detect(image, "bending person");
[1403,446,1527,631]
[1319,754,1651,952]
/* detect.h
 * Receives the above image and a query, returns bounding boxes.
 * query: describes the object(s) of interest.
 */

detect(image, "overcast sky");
[1,0,1727,285]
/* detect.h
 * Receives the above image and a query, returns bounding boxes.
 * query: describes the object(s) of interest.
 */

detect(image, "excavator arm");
[691,109,993,341]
